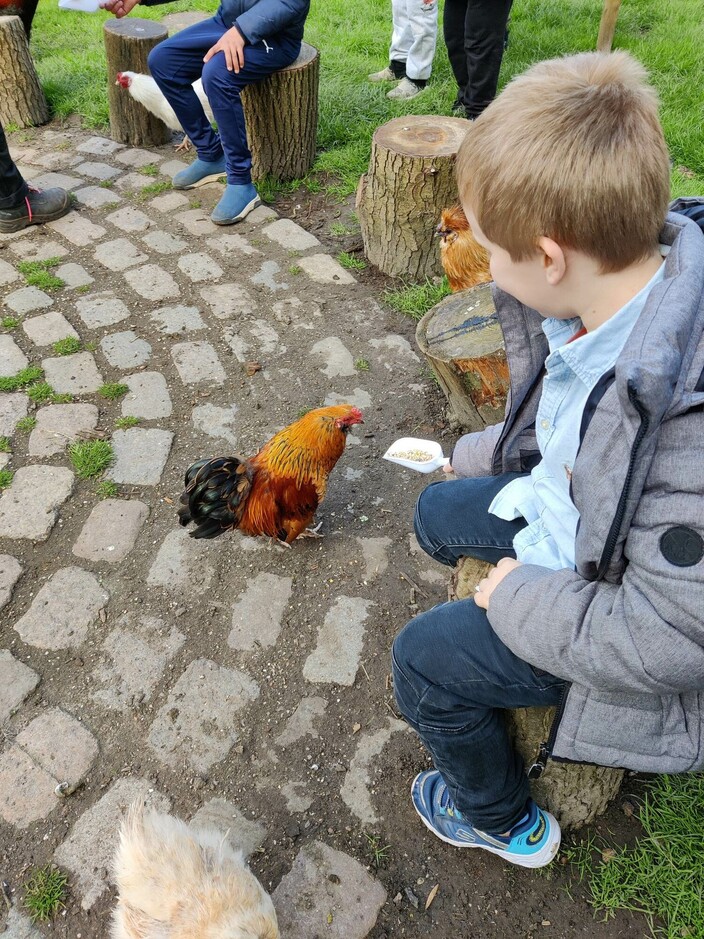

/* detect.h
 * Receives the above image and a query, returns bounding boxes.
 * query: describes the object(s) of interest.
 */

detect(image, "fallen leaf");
[425,884,439,910]
[352,722,361,734]
[163,496,174,505]
[541,920,551,927]
[601,848,617,862]
[405,887,419,910]
[245,361,262,376]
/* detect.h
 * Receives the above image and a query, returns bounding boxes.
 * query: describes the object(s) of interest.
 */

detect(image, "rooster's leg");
[299,521,324,539]
[174,135,191,153]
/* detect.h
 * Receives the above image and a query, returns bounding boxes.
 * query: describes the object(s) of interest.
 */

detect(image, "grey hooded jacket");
[451,205,704,773]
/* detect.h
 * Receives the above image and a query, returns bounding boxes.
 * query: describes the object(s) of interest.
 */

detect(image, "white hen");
[115,71,214,150]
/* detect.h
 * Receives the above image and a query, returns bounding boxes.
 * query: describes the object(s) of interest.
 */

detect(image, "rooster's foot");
[174,135,192,153]
[299,522,324,539]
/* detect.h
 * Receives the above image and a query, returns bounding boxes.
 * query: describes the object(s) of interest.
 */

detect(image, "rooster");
[115,71,214,151]
[178,404,363,543]
[436,205,492,292]
[111,802,279,939]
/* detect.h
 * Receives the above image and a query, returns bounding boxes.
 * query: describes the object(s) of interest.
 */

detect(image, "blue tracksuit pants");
[148,13,300,185]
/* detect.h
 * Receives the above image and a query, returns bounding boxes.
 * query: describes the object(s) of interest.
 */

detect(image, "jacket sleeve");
[487,407,704,695]
[235,0,307,42]
[450,422,503,477]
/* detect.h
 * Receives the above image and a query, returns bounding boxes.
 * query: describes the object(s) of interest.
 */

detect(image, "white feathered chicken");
[115,71,214,151]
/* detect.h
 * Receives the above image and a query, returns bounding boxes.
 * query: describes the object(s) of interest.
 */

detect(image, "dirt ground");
[0,120,653,939]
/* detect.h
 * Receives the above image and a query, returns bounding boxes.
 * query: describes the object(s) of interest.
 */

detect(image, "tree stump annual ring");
[374,115,470,158]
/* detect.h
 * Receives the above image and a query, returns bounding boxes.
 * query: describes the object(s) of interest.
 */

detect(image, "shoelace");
[437,782,463,820]
[24,186,41,224]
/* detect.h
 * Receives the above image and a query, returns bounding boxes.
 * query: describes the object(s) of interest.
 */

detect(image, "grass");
[139,163,159,176]
[96,480,119,498]
[68,440,114,479]
[16,258,65,291]
[0,437,10,453]
[134,180,172,201]
[29,0,703,200]
[23,866,68,923]
[0,366,43,392]
[15,416,37,433]
[355,358,370,371]
[288,264,302,275]
[0,469,13,489]
[2,317,20,329]
[384,277,451,320]
[364,832,391,871]
[337,251,367,271]
[98,382,128,400]
[52,337,81,356]
[27,382,72,405]
[115,416,140,429]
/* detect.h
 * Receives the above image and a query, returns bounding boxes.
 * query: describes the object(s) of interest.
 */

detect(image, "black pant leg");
[0,121,28,210]
[443,0,469,96]
[463,0,514,118]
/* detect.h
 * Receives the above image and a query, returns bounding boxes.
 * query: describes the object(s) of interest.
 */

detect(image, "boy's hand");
[100,0,140,17]
[474,557,522,610]
[204,26,246,72]
[442,462,454,474]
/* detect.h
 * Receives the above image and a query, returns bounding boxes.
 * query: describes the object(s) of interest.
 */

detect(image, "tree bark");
[416,283,509,432]
[356,116,470,281]
[454,555,625,832]
[104,18,171,147]
[241,42,319,182]
[0,15,48,128]
[597,0,622,52]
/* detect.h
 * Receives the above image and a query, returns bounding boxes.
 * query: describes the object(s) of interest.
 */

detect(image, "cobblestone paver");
[0,125,447,939]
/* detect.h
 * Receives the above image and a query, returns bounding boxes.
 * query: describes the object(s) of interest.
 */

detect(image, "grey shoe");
[368,66,396,82]
[387,77,424,100]
[0,186,70,234]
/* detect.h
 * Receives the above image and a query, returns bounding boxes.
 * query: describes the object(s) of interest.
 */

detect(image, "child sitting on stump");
[102,0,309,225]
[392,50,704,868]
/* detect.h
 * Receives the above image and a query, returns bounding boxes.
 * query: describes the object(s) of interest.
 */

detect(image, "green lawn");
[30,0,704,197]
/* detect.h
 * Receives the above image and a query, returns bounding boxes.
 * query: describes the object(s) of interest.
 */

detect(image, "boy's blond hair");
[457,51,671,273]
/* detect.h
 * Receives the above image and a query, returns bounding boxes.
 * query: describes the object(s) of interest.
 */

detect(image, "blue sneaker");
[411,770,561,868]
[210,183,261,226]
[172,157,227,190]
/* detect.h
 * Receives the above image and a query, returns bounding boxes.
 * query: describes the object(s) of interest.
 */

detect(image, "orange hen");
[178,404,363,543]
[437,205,492,292]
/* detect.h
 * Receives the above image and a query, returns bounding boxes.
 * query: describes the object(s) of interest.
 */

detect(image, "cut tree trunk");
[453,526,625,832]
[241,42,319,182]
[356,115,470,280]
[416,282,509,432]
[0,15,48,128]
[597,0,622,52]
[104,18,171,147]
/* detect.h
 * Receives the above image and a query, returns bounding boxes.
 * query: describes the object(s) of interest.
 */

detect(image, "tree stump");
[454,557,625,831]
[241,42,319,182]
[597,0,622,52]
[416,283,509,432]
[0,15,48,128]
[356,115,470,281]
[104,18,171,147]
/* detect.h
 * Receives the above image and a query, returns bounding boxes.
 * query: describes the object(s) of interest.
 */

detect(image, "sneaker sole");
[211,196,261,226]
[411,781,561,869]
[172,171,227,190]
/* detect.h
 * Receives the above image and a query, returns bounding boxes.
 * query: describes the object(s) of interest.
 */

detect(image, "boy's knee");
[147,43,167,79]
[414,480,446,555]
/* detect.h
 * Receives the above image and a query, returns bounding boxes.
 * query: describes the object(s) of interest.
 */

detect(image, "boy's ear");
[537,236,567,286]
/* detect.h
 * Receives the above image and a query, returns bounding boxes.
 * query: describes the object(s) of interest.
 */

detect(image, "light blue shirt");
[489,261,666,571]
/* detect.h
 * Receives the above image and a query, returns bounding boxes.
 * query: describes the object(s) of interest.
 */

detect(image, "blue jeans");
[148,15,300,185]
[392,475,565,833]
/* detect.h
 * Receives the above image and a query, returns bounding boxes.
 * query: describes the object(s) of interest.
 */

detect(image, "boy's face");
[466,207,569,319]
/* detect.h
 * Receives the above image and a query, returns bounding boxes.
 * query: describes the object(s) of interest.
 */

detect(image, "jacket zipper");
[528,381,650,777]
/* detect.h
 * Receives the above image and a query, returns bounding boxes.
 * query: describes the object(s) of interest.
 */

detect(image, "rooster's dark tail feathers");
[178,456,254,539]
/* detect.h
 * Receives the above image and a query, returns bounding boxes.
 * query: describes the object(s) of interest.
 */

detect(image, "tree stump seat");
[104,19,319,180]
[0,15,48,129]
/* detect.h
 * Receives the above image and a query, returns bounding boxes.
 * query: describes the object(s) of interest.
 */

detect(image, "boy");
[368,0,437,101]
[392,51,704,869]
[102,0,309,225]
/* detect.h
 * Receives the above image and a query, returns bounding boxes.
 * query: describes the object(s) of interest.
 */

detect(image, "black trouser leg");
[443,0,470,97]
[463,0,513,118]
[0,121,28,210]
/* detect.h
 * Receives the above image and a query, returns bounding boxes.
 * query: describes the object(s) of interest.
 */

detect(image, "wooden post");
[104,18,171,147]
[0,15,48,128]
[454,555,625,832]
[356,115,470,281]
[416,283,509,432]
[597,0,622,52]
[242,42,319,182]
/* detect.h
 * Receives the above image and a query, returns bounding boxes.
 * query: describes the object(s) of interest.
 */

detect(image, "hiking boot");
[368,66,397,82]
[0,186,71,234]
[210,183,261,225]
[172,156,227,190]
[387,77,425,100]
[411,770,561,869]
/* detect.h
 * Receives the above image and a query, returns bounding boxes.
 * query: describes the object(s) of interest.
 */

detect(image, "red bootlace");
[24,186,40,224]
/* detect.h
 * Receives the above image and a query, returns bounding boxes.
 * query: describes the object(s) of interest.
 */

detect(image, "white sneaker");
[368,66,396,82]
[387,77,424,100]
